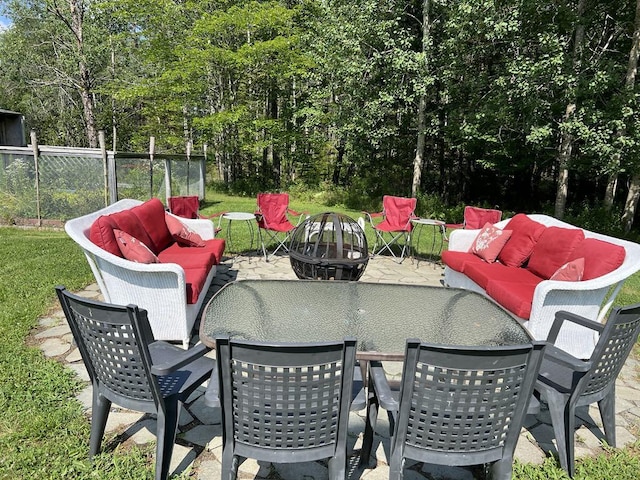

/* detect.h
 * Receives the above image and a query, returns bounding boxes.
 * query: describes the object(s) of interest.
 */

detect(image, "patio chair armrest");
[547,310,604,344]
[368,360,398,412]
[151,343,211,375]
[542,344,593,372]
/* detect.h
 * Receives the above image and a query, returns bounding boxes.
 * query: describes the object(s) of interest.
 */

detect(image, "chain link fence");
[0,145,206,226]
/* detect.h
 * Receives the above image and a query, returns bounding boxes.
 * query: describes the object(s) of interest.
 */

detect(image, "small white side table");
[409,218,446,265]
[219,212,256,255]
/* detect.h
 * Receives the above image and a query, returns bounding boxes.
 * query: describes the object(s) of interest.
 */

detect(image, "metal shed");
[0,109,26,146]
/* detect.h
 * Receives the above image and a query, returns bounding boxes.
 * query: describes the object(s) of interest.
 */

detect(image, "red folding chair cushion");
[375,196,417,232]
[168,196,201,219]
[256,193,296,232]
[463,206,502,229]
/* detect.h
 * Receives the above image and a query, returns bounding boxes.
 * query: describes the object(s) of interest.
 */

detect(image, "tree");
[621,0,640,232]
[554,0,585,220]
[411,0,433,198]
[0,0,109,147]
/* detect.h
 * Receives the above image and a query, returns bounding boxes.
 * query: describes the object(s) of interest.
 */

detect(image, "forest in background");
[1,0,639,230]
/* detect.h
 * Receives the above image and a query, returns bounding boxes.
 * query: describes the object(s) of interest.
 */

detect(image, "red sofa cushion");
[527,227,585,279]
[184,266,210,304]
[90,198,174,255]
[464,262,543,290]
[129,198,174,253]
[160,238,226,266]
[568,238,625,280]
[156,250,217,304]
[486,279,539,319]
[497,214,546,267]
[90,214,122,256]
[157,249,216,270]
[441,250,484,272]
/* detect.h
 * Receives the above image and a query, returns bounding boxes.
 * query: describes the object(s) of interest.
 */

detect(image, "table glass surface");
[200,280,530,357]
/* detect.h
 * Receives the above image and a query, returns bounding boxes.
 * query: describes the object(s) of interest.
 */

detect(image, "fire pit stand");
[289,212,369,281]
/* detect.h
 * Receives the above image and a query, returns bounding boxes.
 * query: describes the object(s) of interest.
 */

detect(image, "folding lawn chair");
[255,192,305,261]
[444,205,502,240]
[364,195,417,263]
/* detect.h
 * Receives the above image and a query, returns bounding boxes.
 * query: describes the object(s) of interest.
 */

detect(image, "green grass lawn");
[0,193,639,479]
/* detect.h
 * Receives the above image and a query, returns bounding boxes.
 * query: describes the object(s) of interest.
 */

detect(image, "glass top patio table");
[199,279,531,360]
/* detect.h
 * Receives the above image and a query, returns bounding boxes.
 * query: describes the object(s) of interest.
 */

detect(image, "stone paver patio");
[34,253,640,479]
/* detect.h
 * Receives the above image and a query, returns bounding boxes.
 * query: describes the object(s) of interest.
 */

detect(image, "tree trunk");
[553,0,585,219]
[606,0,640,210]
[411,0,431,198]
[555,104,575,219]
[68,0,98,148]
[622,173,640,231]
[621,0,640,231]
[412,95,426,197]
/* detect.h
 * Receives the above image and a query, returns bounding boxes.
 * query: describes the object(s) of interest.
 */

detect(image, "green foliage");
[2,0,640,229]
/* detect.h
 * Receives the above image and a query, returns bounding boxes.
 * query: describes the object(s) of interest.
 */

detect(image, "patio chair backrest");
[382,195,417,230]
[463,206,502,229]
[56,286,160,410]
[168,195,200,219]
[216,335,356,470]
[393,339,545,467]
[582,304,640,396]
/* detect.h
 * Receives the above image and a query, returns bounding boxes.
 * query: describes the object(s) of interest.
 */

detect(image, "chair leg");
[598,389,617,448]
[89,390,111,457]
[360,378,380,466]
[221,446,239,480]
[155,399,181,480]
[388,450,405,480]
[327,453,347,479]
[489,457,513,480]
[373,232,408,263]
[545,390,574,476]
[257,229,268,261]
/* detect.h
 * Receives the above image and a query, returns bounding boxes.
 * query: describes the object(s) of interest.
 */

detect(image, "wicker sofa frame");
[444,214,640,359]
[65,199,220,348]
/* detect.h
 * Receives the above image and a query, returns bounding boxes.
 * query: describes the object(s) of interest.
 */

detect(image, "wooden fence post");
[186,140,192,196]
[99,130,108,207]
[30,130,41,227]
[201,144,207,201]
[149,136,155,200]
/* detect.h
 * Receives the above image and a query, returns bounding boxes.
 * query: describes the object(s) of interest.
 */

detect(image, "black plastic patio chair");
[361,339,546,480]
[215,335,357,479]
[534,305,640,477]
[56,286,215,480]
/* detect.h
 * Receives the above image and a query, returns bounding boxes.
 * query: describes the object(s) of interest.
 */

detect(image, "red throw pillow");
[550,258,584,281]
[469,223,513,263]
[114,229,159,263]
[165,213,206,247]
[497,214,546,267]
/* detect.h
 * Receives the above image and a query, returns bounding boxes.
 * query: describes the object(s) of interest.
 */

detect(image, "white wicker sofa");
[65,198,225,348]
[443,214,640,359]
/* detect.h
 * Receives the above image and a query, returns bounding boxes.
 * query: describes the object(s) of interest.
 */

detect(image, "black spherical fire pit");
[289,212,369,281]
